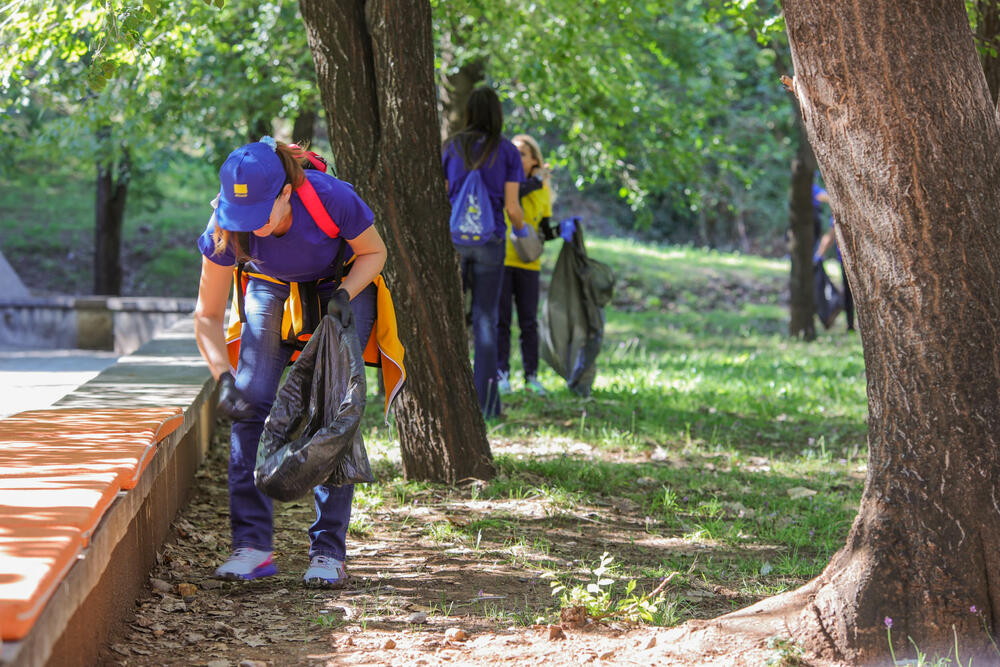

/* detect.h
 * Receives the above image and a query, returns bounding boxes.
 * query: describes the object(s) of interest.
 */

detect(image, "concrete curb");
[0,316,215,667]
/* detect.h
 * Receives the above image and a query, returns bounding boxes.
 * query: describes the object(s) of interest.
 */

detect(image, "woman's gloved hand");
[510,223,531,238]
[559,217,578,242]
[217,371,254,420]
[327,288,354,328]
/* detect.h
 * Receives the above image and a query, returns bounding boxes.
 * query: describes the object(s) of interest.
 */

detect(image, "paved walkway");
[0,347,120,419]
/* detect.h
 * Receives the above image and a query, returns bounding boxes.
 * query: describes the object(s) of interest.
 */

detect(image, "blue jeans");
[230,279,376,560]
[497,266,540,380]
[456,238,505,418]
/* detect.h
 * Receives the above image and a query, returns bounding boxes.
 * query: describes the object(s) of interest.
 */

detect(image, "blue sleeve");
[505,141,525,184]
[317,178,375,240]
[197,214,236,267]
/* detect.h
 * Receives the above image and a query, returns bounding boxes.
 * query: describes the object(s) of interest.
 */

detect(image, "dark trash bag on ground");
[540,221,614,397]
[254,314,372,502]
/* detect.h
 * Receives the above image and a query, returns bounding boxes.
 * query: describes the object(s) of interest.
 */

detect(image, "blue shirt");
[442,136,524,240]
[198,170,374,282]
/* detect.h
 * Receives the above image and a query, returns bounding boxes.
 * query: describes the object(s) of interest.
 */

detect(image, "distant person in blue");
[442,87,526,418]
[812,184,854,331]
[193,138,387,587]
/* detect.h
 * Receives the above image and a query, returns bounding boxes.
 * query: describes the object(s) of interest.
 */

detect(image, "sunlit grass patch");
[344,240,867,632]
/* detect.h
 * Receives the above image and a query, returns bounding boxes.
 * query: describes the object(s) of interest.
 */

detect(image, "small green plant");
[550,552,677,625]
[764,635,806,666]
[310,612,344,630]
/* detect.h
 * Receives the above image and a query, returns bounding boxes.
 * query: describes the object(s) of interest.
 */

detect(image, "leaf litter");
[98,424,819,666]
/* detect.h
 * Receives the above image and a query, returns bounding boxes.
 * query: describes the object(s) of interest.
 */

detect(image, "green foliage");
[550,552,676,625]
[432,0,796,242]
[765,636,807,666]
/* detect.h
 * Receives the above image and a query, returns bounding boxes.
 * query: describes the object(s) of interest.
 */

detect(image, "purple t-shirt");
[442,136,524,240]
[198,169,374,282]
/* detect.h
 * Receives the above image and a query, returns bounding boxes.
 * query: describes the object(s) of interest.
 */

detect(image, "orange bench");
[0,407,183,640]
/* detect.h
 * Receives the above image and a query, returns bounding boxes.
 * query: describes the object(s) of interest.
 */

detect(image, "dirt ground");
[97,428,797,667]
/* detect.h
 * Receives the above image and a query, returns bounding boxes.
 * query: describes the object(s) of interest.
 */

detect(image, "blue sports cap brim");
[215,194,273,232]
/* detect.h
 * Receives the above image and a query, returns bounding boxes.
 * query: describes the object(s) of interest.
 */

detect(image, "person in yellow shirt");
[497,134,575,394]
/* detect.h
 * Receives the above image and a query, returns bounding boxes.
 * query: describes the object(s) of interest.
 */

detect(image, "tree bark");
[298,0,495,484]
[975,0,1000,106]
[781,1,1000,661]
[787,114,817,340]
[93,128,129,296]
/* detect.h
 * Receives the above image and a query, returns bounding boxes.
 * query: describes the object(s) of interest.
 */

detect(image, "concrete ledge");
[0,317,214,667]
[0,297,196,355]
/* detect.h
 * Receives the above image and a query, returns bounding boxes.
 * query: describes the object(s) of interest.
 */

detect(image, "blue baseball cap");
[216,141,286,232]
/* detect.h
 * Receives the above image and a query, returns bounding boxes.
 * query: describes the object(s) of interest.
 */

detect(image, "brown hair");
[209,140,311,262]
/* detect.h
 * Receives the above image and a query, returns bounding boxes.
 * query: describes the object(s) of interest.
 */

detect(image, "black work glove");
[327,288,354,329]
[217,371,254,420]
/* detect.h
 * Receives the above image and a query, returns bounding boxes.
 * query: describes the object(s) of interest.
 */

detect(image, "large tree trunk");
[298,0,494,484]
[662,2,1000,663]
[93,129,129,296]
[787,115,817,340]
[788,2,1000,662]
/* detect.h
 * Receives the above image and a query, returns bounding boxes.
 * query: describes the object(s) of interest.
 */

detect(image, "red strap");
[304,151,328,172]
[288,144,328,173]
[296,177,340,238]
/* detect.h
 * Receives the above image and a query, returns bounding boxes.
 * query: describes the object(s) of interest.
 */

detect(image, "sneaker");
[303,555,347,588]
[497,370,512,395]
[214,548,277,580]
[525,375,547,395]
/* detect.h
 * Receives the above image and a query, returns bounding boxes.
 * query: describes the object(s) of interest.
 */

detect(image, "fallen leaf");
[383,639,396,649]
[150,578,173,593]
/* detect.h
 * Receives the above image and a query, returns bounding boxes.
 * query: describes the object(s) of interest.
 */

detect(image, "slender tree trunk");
[784,1,1000,661]
[975,0,1000,106]
[249,117,271,144]
[94,128,128,296]
[292,106,317,145]
[438,56,485,140]
[299,0,495,484]
[787,115,816,340]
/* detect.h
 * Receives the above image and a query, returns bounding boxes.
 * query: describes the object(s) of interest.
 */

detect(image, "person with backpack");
[193,137,387,587]
[496,134,575,395]
[442,87,526,419]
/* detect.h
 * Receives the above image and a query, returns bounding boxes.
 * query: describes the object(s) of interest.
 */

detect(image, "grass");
[0,153,216,296]
[341,231,865,631]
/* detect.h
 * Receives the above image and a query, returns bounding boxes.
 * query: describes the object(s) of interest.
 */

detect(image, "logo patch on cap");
[233,183,248,197]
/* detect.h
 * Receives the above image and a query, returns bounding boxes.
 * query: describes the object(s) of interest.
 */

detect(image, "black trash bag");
[254,314,371,502]
[540,221,614,397]
[813,259,843,329]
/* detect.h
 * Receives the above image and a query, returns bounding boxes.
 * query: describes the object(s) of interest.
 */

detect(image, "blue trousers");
[456,238,505,418]
[230,279,376,560]
[497,266,540,380]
